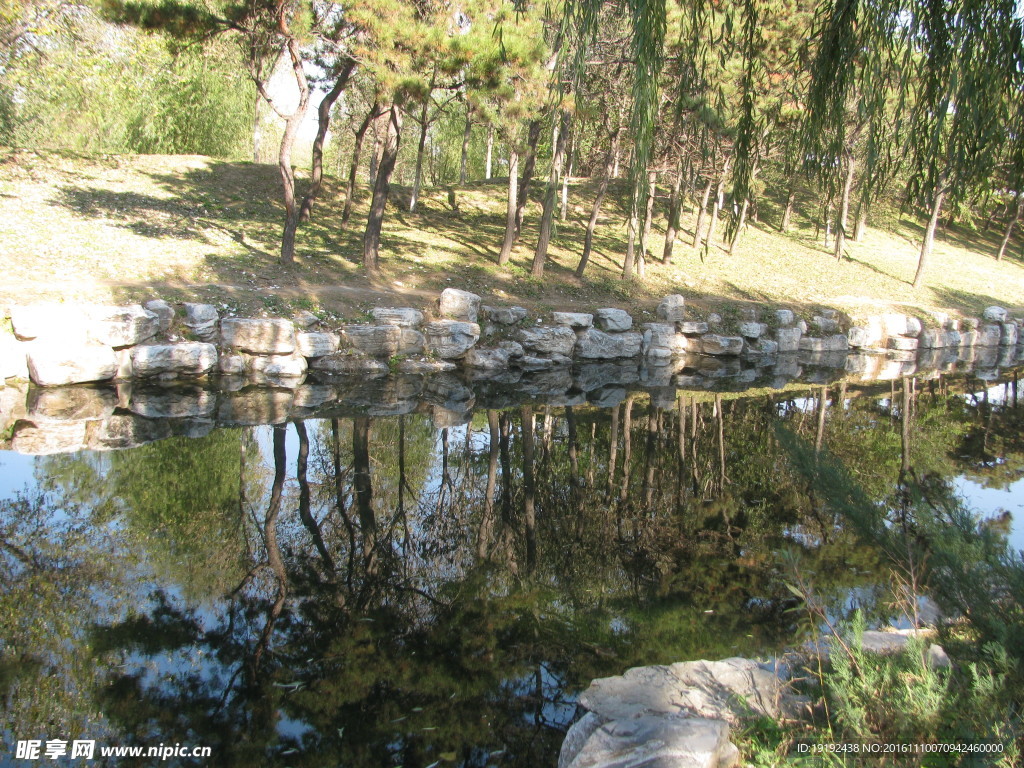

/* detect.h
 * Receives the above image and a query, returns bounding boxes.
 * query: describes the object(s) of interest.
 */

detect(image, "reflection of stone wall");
[4,290,1022,389]
[4,289,1024,455]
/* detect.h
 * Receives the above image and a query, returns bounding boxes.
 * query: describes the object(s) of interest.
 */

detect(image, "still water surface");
[1,374,1022,766]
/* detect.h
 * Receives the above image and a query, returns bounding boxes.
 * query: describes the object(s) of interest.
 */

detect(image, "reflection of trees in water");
[5,375,1024,765]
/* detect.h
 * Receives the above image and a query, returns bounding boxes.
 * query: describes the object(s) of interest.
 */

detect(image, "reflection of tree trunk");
[566,406,579,489]
[606,403,620,502]
[900,378,912,480]
[715,394,726,492]
[296,421,335,572]
[332,419,356,591]
[253,425,289,671]
[477,411,500,559]
[619,396,634,504]
[643,401,657,508]
[815,386,828,456]
[521,406,537,573]
[353,417,377,575]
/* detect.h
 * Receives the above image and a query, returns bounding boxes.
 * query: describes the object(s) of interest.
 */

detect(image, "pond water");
[1,372,1022,766]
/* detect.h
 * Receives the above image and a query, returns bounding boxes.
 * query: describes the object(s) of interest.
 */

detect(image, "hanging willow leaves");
[626,0,667,224]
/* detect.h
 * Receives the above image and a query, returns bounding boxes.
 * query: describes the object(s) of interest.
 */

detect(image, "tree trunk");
[485,125,494,179]
[497,149,520,265]
[275,38,310,265]
[363,103,403,274]
[705,160,729,249]
[639,170,656,273]
[728,197,749,255]
[662,161,683,263]
[299,58,355,223]
[368,119,384,188]
[520,406,537,574]
[623,213,637,279]
[514,120,542,238]
[997,194,1022,261]
[913,185,946,288]
[576,131,619,278]
[560,126,574,223]
[692,177,713,247]
[834,152,856,260]
[780,183,795,232]
[459,102,473,185]
[852,199,868,241]
[532,110,571,278]
[342,103,377,227]
[409,83,433,213]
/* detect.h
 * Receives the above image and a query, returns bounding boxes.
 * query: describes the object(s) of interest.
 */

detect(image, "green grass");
[1,147,1022,324]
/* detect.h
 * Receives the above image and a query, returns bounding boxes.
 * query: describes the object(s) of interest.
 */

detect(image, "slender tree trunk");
[728,198,749,255]
[485,125,494,179]
[623,213,637,279]
[477,410,500,560]
[639,169,656,274]
[273,38,310,265]
[342,103,377,227]
[852,199,868,241]
[576,130,620,278]
[352,417,377,575]
[913,184,946,289]
[705,160,730,249]
[780,181,796,233]
[997,194,1022,261]
[560,127,574,223]
[662,161,683,263]
[299,59,355,224]
[834,152,856,260]
[368,118,384,187]
[532,110,570,278]
[498,149,520,265]
[460,102,473,185]
[409,81,434,213]
[363,103,403,274]
[514,121,542,238]
[692,177,713,247]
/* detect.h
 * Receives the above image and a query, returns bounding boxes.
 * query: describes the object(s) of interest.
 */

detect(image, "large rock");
[143,301,173,333]
[221,318,296,354]
[775,328,804,354]
[984,306,1008,323]
[642,323,688,360]
[370,307,424,327]
[678,321,709,335]
[439,288,481,322]
[27,342,117,386]
[775,309,796,326]
[399,329,426,355]
[580,658,800,726]
[552,312,594,329]
[296,331,340,358]
[1001,322,1018,346]
[341,325,402,357]
[559,713,738,768]
[482,305,528,324]
[10,304,87,341]
[0,334,28,380]
[465,347,514,370]
[132,343,217,377]
[423,320,481,359]
[701,335,744,356]
[594,308,633,332]
[518,326,577,357]
[888,336,919,351]
[87,305,160,348]
[739,322,767,339]
[978,324,1003,347]
[575,329,643,359]
[656,294,687,323]
[247,351,307,378]
[799,334,849,353]
[182,303,219,342]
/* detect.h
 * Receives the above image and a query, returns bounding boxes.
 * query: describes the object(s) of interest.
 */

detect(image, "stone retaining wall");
[2,289,1022,388]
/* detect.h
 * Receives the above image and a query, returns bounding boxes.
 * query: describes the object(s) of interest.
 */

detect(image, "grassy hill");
[2,147,1023,326]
